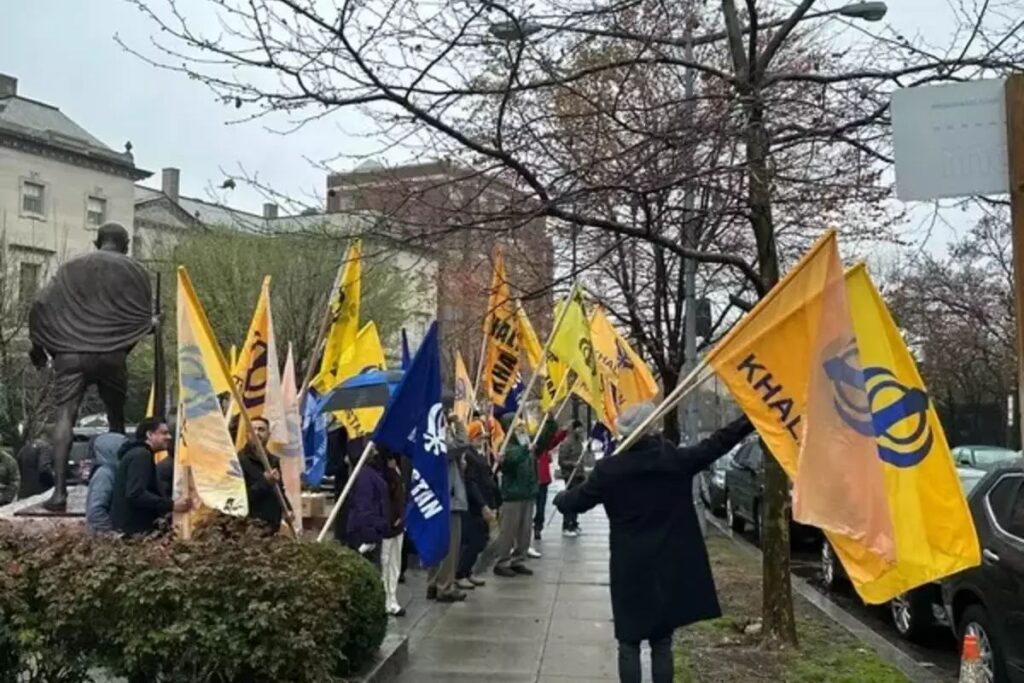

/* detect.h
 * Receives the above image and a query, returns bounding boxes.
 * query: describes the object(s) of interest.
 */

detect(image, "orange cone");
[959,633,985,683]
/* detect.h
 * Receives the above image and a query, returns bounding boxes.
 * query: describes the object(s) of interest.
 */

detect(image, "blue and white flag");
[493,372,524,417]
[373,322,450,566]
[302,389,329,487]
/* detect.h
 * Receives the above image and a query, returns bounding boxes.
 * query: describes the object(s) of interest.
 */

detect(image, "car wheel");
[890,590,933,643]
[820,540,846,591]
[726,496,745,533]
[959,604,1006,683]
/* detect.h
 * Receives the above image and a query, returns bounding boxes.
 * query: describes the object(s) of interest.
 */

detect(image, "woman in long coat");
[554,403,752,683]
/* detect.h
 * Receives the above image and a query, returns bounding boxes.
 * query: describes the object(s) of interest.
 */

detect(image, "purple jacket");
[345,466,389,547]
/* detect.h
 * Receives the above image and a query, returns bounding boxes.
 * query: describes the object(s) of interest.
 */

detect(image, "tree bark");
[746,86,798,646]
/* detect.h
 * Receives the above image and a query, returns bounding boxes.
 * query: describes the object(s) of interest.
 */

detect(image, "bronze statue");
[29,222,153,511]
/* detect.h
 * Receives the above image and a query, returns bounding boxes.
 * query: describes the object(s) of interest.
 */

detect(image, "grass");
[673,535,908,683]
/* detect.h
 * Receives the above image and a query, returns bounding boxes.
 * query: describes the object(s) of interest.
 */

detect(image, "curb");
[357,633,409,683]
[706,515,949,683]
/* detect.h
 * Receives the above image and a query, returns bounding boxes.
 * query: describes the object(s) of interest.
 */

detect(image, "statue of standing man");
[29,222,154,511]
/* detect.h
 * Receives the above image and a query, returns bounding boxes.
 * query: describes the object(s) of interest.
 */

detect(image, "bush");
[0,518,386,683]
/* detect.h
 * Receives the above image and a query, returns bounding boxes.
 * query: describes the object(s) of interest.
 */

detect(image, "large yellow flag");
[231,277,288,453]
[613,334,659,408]
[174,268,248,525]
[480,247,520,405]
[825,265,980,603]
[280,344,305,532]
[333,322,388,437]
[706,232,894,576]
[313,240,362,394]
[549,285,605,424]
[516,302,558,411]
[590,307,620,383]
[454,350,474,423]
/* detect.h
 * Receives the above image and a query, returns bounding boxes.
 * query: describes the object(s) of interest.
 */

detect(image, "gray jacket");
[447,444,469,513]
[85,433,128,533]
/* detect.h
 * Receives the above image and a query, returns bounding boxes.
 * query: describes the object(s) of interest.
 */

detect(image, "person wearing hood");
[85,432,128,533]
[427,414,470,602]
[111,418,190,537]
[554,403,753,683]
[344,449,389,569]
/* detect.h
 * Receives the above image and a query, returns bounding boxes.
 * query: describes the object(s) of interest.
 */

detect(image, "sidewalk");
[394,486,624,682]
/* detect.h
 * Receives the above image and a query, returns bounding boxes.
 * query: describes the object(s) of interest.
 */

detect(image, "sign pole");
[1005,74,1024,449]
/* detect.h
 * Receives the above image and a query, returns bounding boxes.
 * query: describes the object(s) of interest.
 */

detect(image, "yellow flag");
[231,277,289,454]
[549,285,605,424]
[516,302,559,412]
[480,247,520,405]
[589,307,620,382]
[333,322,388,437]
[613,334,659,409]
[313,240,362,394]
[280,344,305,533]
[145,385,155,418]
[174,268,248,525]
[454,350,474,423]
[826,265,980,603]
[706,232,894,577]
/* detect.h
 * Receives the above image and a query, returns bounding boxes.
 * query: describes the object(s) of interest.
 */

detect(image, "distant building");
[326,159,555,380]
[0,73,150,307]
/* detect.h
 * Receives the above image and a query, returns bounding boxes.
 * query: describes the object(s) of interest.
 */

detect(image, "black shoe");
[494,566,517,578]
[436,590,467,603]
[398,573,406,584]
[534,528,542,541]
[511,564,534,576]
[426,586,437,600]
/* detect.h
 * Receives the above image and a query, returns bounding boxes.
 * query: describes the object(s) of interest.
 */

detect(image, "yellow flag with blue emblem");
[549,285,605,424]
[313,240,362,394]
[826,265,980,603]
[332,321,388,437]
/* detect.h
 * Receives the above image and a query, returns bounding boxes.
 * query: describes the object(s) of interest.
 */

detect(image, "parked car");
[724,439,816,546]
[699,445,738,517]
[942,460,1024,683]
[820,465,988,643]
[952,445,1019,472]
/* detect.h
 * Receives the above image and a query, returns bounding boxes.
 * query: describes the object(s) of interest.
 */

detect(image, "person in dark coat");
[15,437,54,499]
[344,451,389,569]
[458,429,498,587]
[239,416,292,535]
[554,402,753,683]
[377,447,407,616]
[111,418,189,536]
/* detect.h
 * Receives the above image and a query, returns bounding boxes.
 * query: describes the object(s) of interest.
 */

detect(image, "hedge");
[0,516,386,683]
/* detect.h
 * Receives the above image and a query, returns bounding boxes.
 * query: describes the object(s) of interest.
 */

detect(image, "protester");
[238,416,292,535]
[15,436,54,499]
[377,447,407,617]
[533,418,567,542]
[0,442,18,505]
[343,449,389,569]
[554,403,753,683]
[111,418,189,536]
[85,433,128,533]
[427,415,470,601]
[557,420,588,536]
[457,424,498,588]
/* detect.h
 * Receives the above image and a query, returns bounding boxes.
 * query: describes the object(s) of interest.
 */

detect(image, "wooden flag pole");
[317,441,375,543]
[529,374,573,450]
[298,248,350,406]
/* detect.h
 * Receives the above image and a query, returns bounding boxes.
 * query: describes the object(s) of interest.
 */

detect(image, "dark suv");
[942,461,1024,683]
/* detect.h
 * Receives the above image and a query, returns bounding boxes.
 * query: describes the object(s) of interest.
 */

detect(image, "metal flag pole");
[317,440,376,543]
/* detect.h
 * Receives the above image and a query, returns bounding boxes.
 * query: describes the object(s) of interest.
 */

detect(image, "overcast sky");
[0,0,982,250]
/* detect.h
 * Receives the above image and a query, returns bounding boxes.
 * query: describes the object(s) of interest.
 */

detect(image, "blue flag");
[400,328,412,370]
[373,322,450,566]
[301,389,329,486]
[493,372,523,417]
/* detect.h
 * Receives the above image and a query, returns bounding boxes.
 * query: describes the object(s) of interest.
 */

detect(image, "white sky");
[0,0,986,250]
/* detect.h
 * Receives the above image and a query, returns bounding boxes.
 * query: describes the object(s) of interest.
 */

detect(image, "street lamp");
[836,2,888,21]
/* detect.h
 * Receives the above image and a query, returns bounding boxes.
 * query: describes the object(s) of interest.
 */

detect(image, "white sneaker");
[563,529,579,538]
[527,547,543,559]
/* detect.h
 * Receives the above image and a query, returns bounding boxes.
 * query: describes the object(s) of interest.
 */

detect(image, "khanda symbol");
[615,339,634,370]
[578,338,595,370]
[240,334,269,409]
[824,340,933,469]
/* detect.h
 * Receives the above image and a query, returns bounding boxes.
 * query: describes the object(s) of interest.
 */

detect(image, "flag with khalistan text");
[824,265,980,603]
[706,232,895,584]
[313,240,362,394]
[231,277,288,453]
[480,247,520,405]
[454,350,474,423]
[174,268,248,531]
[280,343,305,532]
[549,285,605,424]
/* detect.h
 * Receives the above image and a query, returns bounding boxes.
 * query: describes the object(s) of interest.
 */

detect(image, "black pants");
[617,633,673,683]
[533,484,548,533]
[562,477,583,531]
[457,513,488,579]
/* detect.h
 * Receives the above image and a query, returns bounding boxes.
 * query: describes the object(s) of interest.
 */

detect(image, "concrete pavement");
[393,488,629,683]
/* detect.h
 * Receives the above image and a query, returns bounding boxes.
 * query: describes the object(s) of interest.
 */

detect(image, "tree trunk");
[746,88,798,646]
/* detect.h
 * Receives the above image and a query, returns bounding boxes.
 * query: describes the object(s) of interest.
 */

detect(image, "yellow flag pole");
[497,281,580,458]
[528,372,573,450]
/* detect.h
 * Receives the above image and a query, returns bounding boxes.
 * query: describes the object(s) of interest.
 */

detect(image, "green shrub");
[0,517,386,683]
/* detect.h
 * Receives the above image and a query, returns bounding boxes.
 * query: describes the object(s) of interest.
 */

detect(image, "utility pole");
[1005,74,1024,451]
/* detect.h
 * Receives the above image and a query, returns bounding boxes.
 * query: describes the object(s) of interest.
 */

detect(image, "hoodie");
[110,439,173,536]
[85,433,127,533]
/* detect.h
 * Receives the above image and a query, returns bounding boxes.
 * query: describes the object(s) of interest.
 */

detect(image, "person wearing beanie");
[554,403,753,683]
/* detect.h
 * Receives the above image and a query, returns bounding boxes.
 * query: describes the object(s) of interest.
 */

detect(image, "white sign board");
[891,79,1008,201]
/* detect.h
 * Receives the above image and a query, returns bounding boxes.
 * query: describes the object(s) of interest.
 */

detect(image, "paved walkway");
[391,485,629,682]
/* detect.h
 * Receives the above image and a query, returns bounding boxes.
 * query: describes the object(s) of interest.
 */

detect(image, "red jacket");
[536,429,567,486]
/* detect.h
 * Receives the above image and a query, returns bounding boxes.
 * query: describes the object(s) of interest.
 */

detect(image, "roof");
[0,95,149,179]
[135,185,265,231]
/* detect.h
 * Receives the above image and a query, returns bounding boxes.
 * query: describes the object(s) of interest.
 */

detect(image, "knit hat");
[467,420,484,443]
[616,402,657,438]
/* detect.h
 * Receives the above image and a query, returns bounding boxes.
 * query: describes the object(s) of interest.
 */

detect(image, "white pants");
[380,536,403,613]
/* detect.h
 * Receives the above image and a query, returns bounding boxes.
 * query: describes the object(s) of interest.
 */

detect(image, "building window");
[86,196,107,227]
[19,262,40,304]
[21,181,45,216]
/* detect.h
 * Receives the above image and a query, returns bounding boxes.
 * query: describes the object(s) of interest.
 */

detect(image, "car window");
[972,448,1016,468]
[987,474,1024,540]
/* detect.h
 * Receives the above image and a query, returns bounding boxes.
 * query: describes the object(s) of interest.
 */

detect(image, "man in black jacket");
[457,435,498,589]
[111,418,189,536]
[554,402,753,683]
[238,416,291,535]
